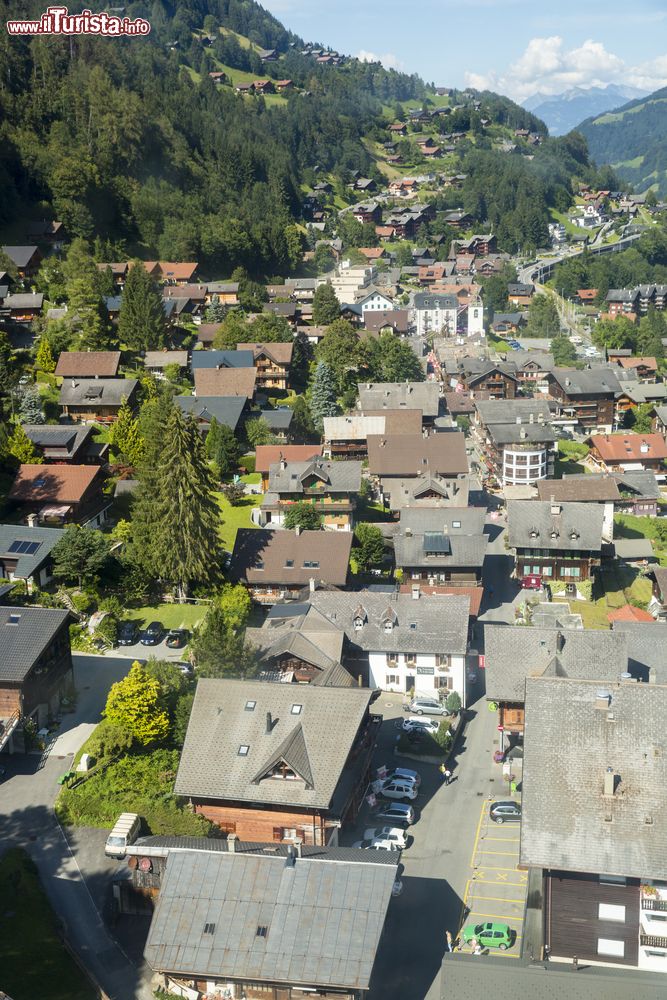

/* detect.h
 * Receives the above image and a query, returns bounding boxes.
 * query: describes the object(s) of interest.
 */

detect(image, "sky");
[260,0,667,104]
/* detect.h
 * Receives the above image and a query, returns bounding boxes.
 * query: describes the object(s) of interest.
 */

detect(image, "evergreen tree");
[312,283,341,325]
[68,276,110,350]
[206,417,241,474]
[118,261,166,351]
[354,522,385,572]
[310,361,339,429]
[191,608,261,678]
[18,386,44,424]
[110,400,145,466]
[0,331,16,398]
[6,424,42,464]
[51,525,111,588]
[133,407,222,600]
[525,294,560,338]
[0,249,18,283]
[35,338,56,373]
[290,395,317,443]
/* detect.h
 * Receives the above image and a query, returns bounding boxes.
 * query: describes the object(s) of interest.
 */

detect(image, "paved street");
[0,654,153,1000]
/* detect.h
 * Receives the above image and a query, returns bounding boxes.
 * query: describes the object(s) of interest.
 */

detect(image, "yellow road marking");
[464,912,525,922]
[468,798,488,868]
[476,849,520,856]
[463,894,526,903]
[483,836,520,842]
[474,865,522,872]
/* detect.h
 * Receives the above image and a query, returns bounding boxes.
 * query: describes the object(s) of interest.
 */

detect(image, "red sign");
[478,654,485,669]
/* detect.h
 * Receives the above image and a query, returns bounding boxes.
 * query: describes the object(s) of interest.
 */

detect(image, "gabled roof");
[144,351,188,368]
[549,367,621,396]
[236,342,293,365]
[54,351,121,377]
[9,464,100,504]
[190,349,254,370]
[251,723,314,788]
[174,678,373,809]
[588,433,667,463]
[255,445,322,474]
[389,471,468,509]
[193,367,256,398]
[537,476,620,503]
[508,500,604,553]
[4,293,43,310]
[268,458,362,495]
[22,423,93,460]
[0,523,64,579]
[367,432,468,478]
[175,395,246,431]
[246,604,346,677]
[358,381,440,417]
[1,245,39,268]
[0,606,71,682]
[230,529,352,588]
[59,378,138,407]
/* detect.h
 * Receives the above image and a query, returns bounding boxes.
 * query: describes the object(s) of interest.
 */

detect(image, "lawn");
[614,512,667,565]
[215,490,262,551]
[128,603,206,631]
[573,600,610,629]
[0,848,96,1000]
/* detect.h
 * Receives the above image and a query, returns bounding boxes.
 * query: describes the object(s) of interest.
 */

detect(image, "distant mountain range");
[577,86,667,195]
[522,85,648,136]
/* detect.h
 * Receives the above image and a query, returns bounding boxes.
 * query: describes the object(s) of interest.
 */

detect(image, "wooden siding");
[0,685,21,718]
[192,802,333,845]
[547,870,640,966]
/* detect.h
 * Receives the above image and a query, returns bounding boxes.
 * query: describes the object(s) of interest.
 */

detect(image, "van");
[105,812,141,859]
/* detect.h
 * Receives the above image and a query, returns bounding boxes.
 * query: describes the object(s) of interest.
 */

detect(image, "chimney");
[405,526,412,537]
[556,630,564,653]
[412,585,420,600]
[295,524,301,536]
[279,454,286,470]
[550,503,561,516]
[309,577,315,593]
[227,833,237,853]
[266,712,273,734]
[27,513,37,528]
[529,412,534,424]
[595,688,612,711]
[294,838,303,858]
[520,429,527,440]
[603,767,617,797]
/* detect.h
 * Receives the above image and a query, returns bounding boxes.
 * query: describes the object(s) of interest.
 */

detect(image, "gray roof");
[246,604,346,676]
[358,382,440,418]
[190,350,254,370]
[394,532,487,570]
[510,350,554,370]
[22,423,92,459]
[144,351,188,368]
[520,677,667,879]
[1,246,38,268]
[507,501,604,553]
[268,458,362,496]
[475,398,554,427]
[617,380,667,404]
[367,433,468,479]
[537,476,620,503]
[130,835,399,865]
[0,524,64,579]
[174,678,373,809]
[144,848,396,989]
[611,621,667,684]
[440,954,667,1000]
[399,507,486,534]
[59,378,138,407]
[614,538,655,560]
[0,607,70,682]
[175,395,246,431]
[309,591,470,654]
[483,624,628,703]
[260,409,293,431]
[613,469,661,501]
[389,471,469,509]
[4,293,43,309]
[549,367,621,396]
[487,423,556,446]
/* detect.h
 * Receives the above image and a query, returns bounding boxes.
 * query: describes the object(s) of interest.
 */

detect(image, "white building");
[309,591,470,704]
[326,261,377,305]
[356,287,394,313]
[412,292,458,339]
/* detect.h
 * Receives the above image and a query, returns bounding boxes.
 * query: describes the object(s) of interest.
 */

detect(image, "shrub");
[435,719,453,752]
[93,613,118,647]
[446,691,462,715]
[558,440,589,461]
[576,579,593,602]
[240,453,255,474]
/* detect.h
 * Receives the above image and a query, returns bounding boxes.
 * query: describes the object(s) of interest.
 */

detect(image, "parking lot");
[457,795,527,959]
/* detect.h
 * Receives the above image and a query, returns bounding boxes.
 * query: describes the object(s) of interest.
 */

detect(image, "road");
[0,654,153,1000]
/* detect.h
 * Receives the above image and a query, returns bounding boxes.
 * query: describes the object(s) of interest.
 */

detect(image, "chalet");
[521,676,667,974]
[649,566,667,620]
[443,211,473,229]
[547,368,621,434]
[144,351,188,378]
[191,350,254,374]
[207,70,227,84]
[387,470,470,511]
[0,524,64,592]
[263,301,298,326]
[388,122,407,135]
[253,79,275,94]
[175,677,378,845]
[162,283,208,316]
[146,261,198,285]
[616,356,658,382]
[0,607,73,751]
[206,281,240,306]
[491,312,527,335]
[229,528,352,603]
[235,81,254,93]
[236,341,293,390]
[54,351,121,379]
[259,407,293,442]
[507,282,534,307]
[25,220,64,244]
[246,603,351,686]
[22,424,107,465]
[255,445,323,493]
[310,590,471,701]
[355,287,394,314]
[557,471,660,520]
[259,457,362,531]
[536,476,619,542]
[357,381,440,423]
[1,245,42,278]
[193,367,257,399]
[285,277,318,302]
[95,261,128,289]
[2,293,43,321]
[362,309,410,336]
[194,323,220,347]
[587,433,667,475]
[103,295,122,320]
[142,841,397,1000]
[8,464,108,527]
[507,500,604,583]
[323,410,422,459]
[175,395,247,436]
[473,399,556,487]
[457,359,519,400]
[351,201,381,226]
[606,288,639,318]
[367,431,468,499]
[393,507,487,586]
[59,378,139,423]
[258,47,277,62]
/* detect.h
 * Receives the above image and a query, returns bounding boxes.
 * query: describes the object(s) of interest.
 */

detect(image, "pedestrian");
[471,937,483,956]
[445,930,453,953]
[444,768,452,785]
[439,763,447,781]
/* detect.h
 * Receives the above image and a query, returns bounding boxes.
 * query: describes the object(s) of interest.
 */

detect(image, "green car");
[460,922,514,951]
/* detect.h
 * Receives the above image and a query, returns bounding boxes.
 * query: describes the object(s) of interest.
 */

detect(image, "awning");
[39,504,72,517]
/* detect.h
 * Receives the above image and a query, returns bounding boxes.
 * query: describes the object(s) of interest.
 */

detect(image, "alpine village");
[1,3,667,1000]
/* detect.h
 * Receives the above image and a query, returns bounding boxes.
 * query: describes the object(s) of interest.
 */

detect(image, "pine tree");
[35,338,56,374]
[206,417,240,474]
[18,386,44,424]
[118,261,166,351]
[6,424,42,464]
[133,408,222,600]
[110,400,145,466]
[68,277,110,350]
[310,361,338,429]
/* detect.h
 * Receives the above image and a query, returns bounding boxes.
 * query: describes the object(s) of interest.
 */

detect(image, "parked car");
[381,767,421,787]
[460,922,514,951]
[401,716,439,735]
[352,837,400,852]
[489,801,522,824]
[379,779,418,802]
[372,802,415,826]
[165,628,189,649]
[404,697,449,717]
[174,662,194,676]
[140,621,163,646]
[363,826,408,849]
[521,574,542,591]
[117,621,139,646]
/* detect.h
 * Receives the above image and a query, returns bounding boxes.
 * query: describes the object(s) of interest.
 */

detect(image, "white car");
[363,826,408,849]
[378,766,421,787]
[352,837,400,852]
[379,779,418,801]
[402,716,439,735]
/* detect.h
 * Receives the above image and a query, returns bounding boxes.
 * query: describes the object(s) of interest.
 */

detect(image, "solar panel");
[423,532,451,554]
[7,540,41,555]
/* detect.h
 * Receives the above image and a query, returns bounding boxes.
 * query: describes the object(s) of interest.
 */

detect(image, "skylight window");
[245,701,256,712]
[291,704,302,715]
[238,745,250,756]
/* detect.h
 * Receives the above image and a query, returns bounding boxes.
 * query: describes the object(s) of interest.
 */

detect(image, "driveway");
[0,654,154,1000]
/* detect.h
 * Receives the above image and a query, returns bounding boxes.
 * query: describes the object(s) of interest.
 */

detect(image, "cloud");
[356,49,404,71]
[466,36,667,103]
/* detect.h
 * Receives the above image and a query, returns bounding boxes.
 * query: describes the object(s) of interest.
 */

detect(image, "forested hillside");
[0,0,613,272]
[578,86,667,195]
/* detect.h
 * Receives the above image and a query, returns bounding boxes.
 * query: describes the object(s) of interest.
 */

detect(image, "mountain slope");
[577,86,667,194]
[524,85,647,136]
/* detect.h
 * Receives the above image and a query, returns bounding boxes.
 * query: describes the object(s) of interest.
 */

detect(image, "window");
[562,566,581,578]
[238,745,249,756]
[217,821,236,835]
[245,700,256,711]
[599,903,626,922]
[435,675,452,690]
[405,654,416,666]
[386,674,399,685]
[600,874,627,885]
[203,922,216,935]
[409,622,417,630]
[435,654,449,669]
[541,566,553,577]
[303,560,319,569]
[452,520,461,529]
[256,925,268,938]
[256,560,264,570]
[597,938,624,958]
[272,827,296,842]
[285,559,294,568]
[291,704,302,715]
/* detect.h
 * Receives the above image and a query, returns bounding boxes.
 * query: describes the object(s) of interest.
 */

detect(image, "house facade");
[548,368,620,434]
[473,399,556,487]
[507,500,604,583]
[259,458,362,531]
[587,433,667,475]
[236,342,293,390]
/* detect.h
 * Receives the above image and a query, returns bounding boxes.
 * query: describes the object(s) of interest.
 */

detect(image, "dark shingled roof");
[521,677,667,879]
[367,432,468,478]
[175,395,246,431]
[508,500,604,553]
[0,524,64,580]
[0,607,70,682]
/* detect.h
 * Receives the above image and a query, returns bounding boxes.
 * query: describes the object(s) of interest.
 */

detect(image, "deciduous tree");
[312,283,340,326]
[104,661,170,746]
[284,502,322,531]
[354,522,385,572]
[6,424,42,464]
